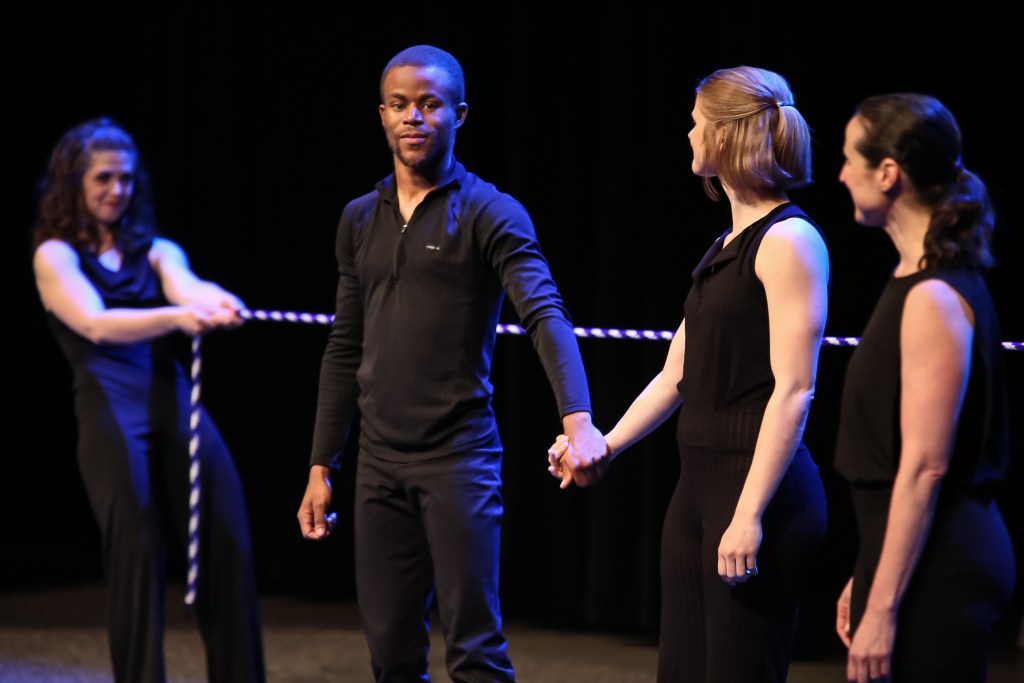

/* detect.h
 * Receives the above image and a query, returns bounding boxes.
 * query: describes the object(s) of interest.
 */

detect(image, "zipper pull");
[392,223,408,281]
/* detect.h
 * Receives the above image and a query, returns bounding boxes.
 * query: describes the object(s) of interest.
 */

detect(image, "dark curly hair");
[852,94,994,270]
[31,117,156,253]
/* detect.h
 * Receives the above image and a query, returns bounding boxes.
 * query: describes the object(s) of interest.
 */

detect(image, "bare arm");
[717,218,829,584]
[845,279,971,683]
[33,239,218,343]
[150,237,245,315]
[546,318,685,485]
[603,318,687,456]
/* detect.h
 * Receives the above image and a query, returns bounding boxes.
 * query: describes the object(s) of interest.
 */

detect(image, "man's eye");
[96,173,111,183]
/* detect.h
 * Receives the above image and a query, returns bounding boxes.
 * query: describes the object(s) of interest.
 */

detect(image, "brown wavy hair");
[31,117,156,253]
[852,94,994,270]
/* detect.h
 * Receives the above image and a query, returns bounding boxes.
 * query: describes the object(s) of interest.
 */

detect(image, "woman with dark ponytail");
[834,94,1013,683]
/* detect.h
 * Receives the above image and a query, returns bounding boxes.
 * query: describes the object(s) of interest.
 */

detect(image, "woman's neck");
[723,189,789,243]
[95,224,116,254]
[884,202,931,277]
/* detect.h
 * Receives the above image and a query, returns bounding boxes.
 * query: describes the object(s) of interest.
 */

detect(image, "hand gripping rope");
[180,308,1022,605]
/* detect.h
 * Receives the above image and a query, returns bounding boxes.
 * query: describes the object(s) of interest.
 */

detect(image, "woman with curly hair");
[31,118,265,683]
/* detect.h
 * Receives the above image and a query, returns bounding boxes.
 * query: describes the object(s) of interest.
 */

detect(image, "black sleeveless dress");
[834,267,1014,683]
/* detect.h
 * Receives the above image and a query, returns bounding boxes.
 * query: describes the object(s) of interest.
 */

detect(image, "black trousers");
[75,372,265,683]
[354,449,515,683]
[850,488,1015,683]
[658,444,827,683]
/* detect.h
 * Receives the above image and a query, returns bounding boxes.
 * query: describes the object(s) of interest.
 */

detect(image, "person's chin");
[399,152,433,169]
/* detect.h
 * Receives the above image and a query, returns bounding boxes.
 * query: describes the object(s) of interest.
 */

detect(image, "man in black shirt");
[296,44,608,682]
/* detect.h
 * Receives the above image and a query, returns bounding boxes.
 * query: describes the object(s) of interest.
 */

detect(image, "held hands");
[717,517,762,585]
[297,465,337,540]
[546,412,611,489]
[546,433,569,481]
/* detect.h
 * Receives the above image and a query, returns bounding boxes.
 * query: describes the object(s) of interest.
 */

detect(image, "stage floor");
[1,581,1021,682]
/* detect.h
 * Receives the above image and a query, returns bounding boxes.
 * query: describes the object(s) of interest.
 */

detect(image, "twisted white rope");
[185,336,201,606]
[237,308,1024,350]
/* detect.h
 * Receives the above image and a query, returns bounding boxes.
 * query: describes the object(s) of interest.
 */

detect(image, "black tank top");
[676,203,826,450]
[46,239,181,389]
[833,268,1009,491]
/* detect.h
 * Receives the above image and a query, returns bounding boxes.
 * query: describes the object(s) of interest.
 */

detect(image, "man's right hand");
[297,465,335,540]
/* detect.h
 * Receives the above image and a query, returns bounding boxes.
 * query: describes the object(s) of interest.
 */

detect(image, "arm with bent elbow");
[33,239,223,344]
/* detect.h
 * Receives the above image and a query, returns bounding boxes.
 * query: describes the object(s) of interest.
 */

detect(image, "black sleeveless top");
[676,202,826,450]
[47,239,182,393]
[833,268,1009,491]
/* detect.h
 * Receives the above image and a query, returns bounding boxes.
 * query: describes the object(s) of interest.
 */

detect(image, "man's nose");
[404,106,424,123]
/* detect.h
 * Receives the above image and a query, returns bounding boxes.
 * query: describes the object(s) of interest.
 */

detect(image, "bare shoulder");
[904,278,972,331]
[762,216,826,251]
[756,216,829,278]
[149,236,185,258]
[900,278,973,381]
[149,236,189,269]
[33,238,78,272]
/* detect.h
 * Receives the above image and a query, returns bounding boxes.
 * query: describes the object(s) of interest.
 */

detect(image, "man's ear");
[454,102,468,128]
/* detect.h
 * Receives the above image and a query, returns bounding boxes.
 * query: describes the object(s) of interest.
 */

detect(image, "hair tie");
[776,101,794,108]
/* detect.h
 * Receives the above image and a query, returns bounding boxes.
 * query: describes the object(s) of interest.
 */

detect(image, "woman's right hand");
[546,433,569,479]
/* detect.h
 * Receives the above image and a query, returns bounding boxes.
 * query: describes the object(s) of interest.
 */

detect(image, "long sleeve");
[309,206,365,469]
[479,194,591,417]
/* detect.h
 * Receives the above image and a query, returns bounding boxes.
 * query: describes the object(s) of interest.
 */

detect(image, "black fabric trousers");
[354,449,515,683]
[75,378,265,683]
[850,488,1016,683]
[657,444,827,683]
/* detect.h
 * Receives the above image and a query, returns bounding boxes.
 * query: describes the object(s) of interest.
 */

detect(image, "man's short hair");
[380,45,465,103]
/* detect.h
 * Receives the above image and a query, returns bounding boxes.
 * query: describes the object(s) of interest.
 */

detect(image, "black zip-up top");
[310,161,591,467]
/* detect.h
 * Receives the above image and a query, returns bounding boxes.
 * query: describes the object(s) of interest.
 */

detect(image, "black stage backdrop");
[7,2,1022,658]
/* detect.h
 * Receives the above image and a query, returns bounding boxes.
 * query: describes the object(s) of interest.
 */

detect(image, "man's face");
[379,65,466,172]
